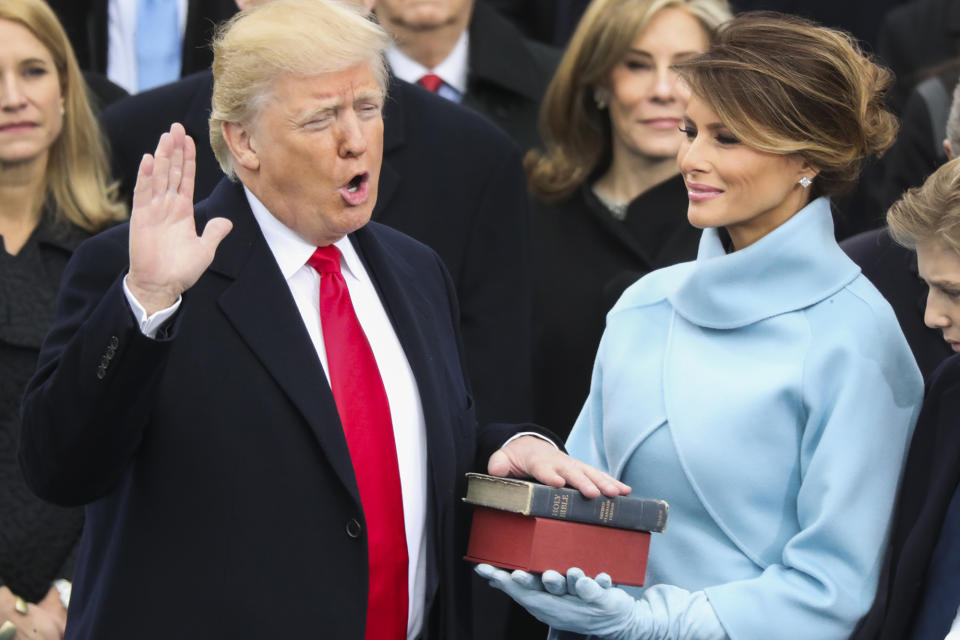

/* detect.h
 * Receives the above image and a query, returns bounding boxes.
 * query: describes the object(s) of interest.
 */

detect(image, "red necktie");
[307,245,408,640]
[417,73,444,93]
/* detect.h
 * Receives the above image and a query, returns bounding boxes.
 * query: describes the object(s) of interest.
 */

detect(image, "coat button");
[96,367,106,380]
[345,519,362,539]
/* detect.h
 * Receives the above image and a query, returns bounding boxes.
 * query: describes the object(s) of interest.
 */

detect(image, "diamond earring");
[799,176,812,188]
[594,88,609,110]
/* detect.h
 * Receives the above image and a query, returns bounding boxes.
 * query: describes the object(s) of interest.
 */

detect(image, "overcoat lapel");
[350,225,455,500]
[200,180,361,507]
[350,224,451,612]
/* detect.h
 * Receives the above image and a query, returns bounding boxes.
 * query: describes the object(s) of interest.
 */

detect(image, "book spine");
[527,486,667,533]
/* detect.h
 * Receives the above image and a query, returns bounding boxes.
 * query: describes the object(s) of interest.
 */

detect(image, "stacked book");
[463,472,668,586]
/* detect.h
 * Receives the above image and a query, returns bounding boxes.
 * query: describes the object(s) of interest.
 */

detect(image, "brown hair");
[888,156,960,256]
[525,0,732,201]
[674,11,897,199]
[0,0,126,231]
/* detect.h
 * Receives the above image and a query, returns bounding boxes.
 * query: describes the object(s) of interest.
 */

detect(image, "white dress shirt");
[386,30,469,102]
[107,0,188,93]
[123,186,429,639]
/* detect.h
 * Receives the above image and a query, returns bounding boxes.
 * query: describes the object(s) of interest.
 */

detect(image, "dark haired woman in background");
[528,0,731,434]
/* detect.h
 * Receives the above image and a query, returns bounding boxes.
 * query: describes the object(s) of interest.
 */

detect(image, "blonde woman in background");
[529,0,731,435]
[0,0,125,637]
[481,13,923,639]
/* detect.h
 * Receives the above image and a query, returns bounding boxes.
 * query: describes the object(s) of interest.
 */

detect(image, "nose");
[677,131,706,177]
[0,73,27,111]
[924,290,951,329]
[650,66,676,103]
[337,109,367,158]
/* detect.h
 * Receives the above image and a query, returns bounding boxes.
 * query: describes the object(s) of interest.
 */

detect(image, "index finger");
[179,132,197,202]
[552,463,630,498]
[131,153,155,213]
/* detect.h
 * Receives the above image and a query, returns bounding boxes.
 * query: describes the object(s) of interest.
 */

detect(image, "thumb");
[200,218,233,254]
[487,449,513,476]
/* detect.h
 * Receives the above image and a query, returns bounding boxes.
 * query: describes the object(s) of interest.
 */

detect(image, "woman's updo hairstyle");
[674,12,897,199]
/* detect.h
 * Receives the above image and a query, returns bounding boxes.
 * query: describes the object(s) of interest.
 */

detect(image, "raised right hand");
[127,122,232,314]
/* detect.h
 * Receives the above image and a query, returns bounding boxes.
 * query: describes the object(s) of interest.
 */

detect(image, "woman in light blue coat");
[478,13,925,640]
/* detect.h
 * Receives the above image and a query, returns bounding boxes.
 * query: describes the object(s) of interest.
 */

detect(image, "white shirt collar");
[243,185,365,282]
[385,29,470,94]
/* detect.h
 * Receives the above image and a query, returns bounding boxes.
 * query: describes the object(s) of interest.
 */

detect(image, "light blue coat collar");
[669,198,860,329]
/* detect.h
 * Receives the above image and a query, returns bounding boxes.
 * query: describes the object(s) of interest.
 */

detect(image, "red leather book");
[464,506,651,586]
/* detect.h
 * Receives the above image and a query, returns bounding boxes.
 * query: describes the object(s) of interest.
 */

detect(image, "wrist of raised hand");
[125,272,182,316]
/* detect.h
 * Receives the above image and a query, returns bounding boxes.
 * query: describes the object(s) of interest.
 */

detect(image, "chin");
[685,204,726,231]
[340,205,376,235]
[632,143,682,162]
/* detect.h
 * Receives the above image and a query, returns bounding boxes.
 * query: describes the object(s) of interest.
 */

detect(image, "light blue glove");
[474,565,728,640]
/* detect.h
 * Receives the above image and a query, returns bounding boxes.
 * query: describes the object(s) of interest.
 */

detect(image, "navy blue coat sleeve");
[19,225,174,506]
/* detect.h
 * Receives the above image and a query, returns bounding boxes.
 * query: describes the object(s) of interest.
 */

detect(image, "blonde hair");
[209,0,390,178]
[526,0,731,201]
[888,156,960,256]
[675,12,898,199]
[0,0,125,231]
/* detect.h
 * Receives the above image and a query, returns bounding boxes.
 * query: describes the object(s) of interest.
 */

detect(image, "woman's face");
[0,19,63,166]
[917,238,960,352]
[677,95,814,250]
[604,7,709,163]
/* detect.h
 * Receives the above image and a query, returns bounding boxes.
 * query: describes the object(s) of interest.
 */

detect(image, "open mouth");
[340,172,370,205]
[346,173,364,193]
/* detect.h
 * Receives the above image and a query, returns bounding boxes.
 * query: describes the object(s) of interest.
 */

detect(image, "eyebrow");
[626,48,703,59]
[681,117,729,131]
[924,277,960,289]
[354,89,384,103]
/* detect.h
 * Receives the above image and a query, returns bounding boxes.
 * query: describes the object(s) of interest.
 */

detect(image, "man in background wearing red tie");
[373,0,559,151]
[18,1,627,639]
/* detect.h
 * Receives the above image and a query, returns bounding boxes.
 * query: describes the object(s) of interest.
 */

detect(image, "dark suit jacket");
[463,1,561,151]
[80,71,128,113]
[841,227,952,380]
[876,0,960,114]
[480,0,589,46]
[47,0,236,78]
[101,72,533,424]
[730,1,909,55]
[871,67,960,219]
[853,354,960,639]
[532,175,700,436]
[18,178,549,639]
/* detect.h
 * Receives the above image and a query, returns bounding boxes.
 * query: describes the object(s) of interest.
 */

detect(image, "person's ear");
[944,138,954,161]
[222,121,260,172]
[799,158,820,179]
[794,157,820,188]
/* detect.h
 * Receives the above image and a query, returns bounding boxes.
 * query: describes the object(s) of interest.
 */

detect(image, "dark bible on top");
[463,473,669,586]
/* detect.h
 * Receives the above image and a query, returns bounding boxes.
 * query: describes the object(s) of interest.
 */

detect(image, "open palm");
[127,123,232,314]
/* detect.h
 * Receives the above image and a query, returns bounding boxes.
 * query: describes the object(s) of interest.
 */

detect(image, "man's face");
[239,63,384,246]
[374,0,473,31]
